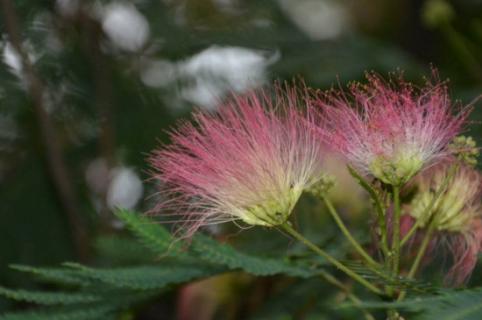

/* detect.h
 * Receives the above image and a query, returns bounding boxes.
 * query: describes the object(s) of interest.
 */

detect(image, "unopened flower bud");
[307,174,336,198]
[449,135,479,166]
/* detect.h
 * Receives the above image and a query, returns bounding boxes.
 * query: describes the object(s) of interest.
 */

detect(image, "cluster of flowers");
[150,72,480,286]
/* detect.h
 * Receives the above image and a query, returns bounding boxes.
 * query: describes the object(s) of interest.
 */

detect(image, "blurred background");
[1,0,482,318]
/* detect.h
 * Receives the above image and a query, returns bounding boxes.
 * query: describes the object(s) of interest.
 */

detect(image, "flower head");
[312,72,470,185]
[149,86,325,235]
[404,164,482,285]
[409,164,481,232]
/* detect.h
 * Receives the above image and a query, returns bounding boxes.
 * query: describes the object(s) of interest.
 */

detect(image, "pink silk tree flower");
[403,164,482,285]
[149,87,326,235]
[312,72,471,186]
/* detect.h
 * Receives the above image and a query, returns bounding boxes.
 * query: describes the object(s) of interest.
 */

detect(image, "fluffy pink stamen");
[445,218,482,285]
[310,72,471,181]
[149,85,325,236]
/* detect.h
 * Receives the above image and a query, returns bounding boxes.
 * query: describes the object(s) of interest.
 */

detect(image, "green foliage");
[0,305,115,320]
[414,288,482,320]
[0,210,328,319]
[346,287,482,320]
[114,210,188,258]
[0,261,191,319]
[2,209,456,319]
[8,265,91,287]
[189,234,316,277]
[344,261,434,294]
[61,262,223,290]
[117,209,323,278]
[0,287,99,306]
[1,209,451,319]
[94,235,157,265]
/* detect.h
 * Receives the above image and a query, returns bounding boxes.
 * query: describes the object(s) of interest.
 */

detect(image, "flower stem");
[347,165,389,258]
[321,194,381,269]
[397,224,435,301]
[281,222,383,295]
[391,185,401,276]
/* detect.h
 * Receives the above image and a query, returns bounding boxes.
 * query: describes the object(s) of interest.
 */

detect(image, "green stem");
[281,222,383,295]
[319,270,376,320]
[397,225,435,301]
[347,165,389,258]
[321,195,381,269]
[391,185,401,276]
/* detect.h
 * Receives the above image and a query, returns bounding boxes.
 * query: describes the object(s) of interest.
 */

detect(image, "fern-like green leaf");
[343,261,434,294]
[345,287,482,320]
[0,287,100,305]
[0,305,113,320]
[190,234,318,277]
[115,209,188,258]
[95,235,156,264]
[116,209,322,278]
[412,288,482,320]
[8,265,91,287]
[62,263,224,290]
